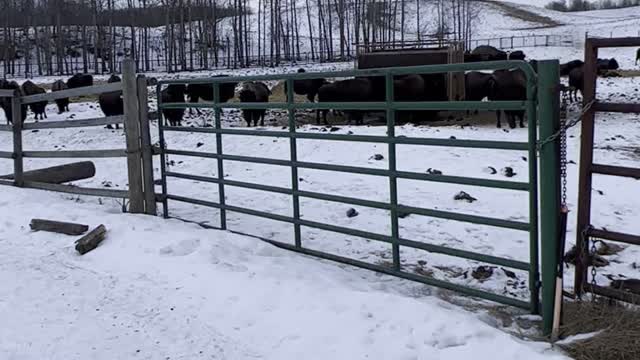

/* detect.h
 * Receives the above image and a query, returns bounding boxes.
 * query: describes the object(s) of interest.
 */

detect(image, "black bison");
[98,74,124,129]
[317,78,374,125]
[66,73,94,89]
[568,66,584,103]
[284,68,328,102]
[51,80,70,114]
[489,69,527,129]
[21,80,48,120]
[470,45,508,61]
[0,80,27,124]
[465,72,494,115]
[508,50,526,61]
[560,60,584,77]
[238,81,271,127]
[161,84,187,127]
[369,73,446,123]
[186,75,238,115]
[596,58,619,74]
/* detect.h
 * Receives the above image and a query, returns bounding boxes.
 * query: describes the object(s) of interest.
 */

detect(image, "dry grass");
[558,299,640,360]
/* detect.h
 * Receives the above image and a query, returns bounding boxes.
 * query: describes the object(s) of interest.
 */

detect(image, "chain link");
[576,225,591,301]
[590,236,598,301]
[537,99,595,151]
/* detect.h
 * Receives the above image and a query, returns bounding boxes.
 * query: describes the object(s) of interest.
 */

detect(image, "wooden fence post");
[122,59,145,213]
[136,74,157,215]
[11,96,23,187]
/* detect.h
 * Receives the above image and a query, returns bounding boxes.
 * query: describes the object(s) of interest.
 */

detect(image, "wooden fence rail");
[22,115,125,130]
[21,82,123,105]
[0,89,16,97]
[0,59,155,215]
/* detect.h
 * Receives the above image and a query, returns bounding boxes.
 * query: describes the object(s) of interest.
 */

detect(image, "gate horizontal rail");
[164,192,530,272]
[164,148,529,190]
[159,61,537,83]
[163,126,530,150]
[157,60,555,317]
[160,100,529,112]
[164,170,530,230]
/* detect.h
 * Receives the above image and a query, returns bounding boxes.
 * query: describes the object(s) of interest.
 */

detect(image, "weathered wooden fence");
[0,59,156,215]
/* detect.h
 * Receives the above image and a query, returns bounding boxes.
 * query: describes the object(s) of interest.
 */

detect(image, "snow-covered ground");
[0,186,569,359]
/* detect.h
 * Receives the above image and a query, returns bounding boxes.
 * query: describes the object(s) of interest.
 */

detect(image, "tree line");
[1,0,480,77]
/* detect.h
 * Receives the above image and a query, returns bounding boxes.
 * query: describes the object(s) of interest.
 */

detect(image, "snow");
[0,186,567,359]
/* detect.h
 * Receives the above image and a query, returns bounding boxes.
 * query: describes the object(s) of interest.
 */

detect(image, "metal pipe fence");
[156,60,563,334]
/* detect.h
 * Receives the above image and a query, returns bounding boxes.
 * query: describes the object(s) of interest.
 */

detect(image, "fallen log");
[0,161,96,184]
[30,219,89,235]
[75,224,107,255]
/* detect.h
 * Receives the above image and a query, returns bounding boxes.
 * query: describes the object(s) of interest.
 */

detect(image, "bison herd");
[0,73,93,124]
[0,45,632,129]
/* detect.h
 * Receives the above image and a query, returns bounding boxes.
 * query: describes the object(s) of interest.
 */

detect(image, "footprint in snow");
[159,238,201,256]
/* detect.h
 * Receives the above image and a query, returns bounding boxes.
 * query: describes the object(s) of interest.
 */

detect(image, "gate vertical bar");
[537,60,562,336]
[386,73,400,270]
[214,83,227,230]
[286,79,302,247]
[157,84,169,218]
[11,96,23,187]
[526,69,540,315]
[574,39,598,296]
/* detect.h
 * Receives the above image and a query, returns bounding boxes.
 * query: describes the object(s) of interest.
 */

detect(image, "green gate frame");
[156,60,561,335]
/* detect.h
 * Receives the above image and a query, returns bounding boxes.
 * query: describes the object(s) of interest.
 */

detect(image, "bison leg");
[518,111,525,128]
[323,110,329,125]
[496,111,502,128]
[506,111,517,129]
[260,110,265,127]
[243,110,252,127]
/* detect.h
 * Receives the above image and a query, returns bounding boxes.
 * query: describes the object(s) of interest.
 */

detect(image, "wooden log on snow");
[30,219,89,236]
[0,161,96,184]
[75,225,107,255]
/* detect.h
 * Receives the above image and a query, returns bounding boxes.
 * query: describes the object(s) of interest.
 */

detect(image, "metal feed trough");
[156,60,563,335]
[356,41,465,101]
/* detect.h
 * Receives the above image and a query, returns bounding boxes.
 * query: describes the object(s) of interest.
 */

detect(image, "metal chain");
[577,225,591,301]
[537,99,595,151]
[559,98,568,207]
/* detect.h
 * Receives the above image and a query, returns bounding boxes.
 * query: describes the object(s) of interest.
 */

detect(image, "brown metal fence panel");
[574,36,640,301]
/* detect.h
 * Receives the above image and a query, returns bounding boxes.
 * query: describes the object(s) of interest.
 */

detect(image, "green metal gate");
[156,60,562,334]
